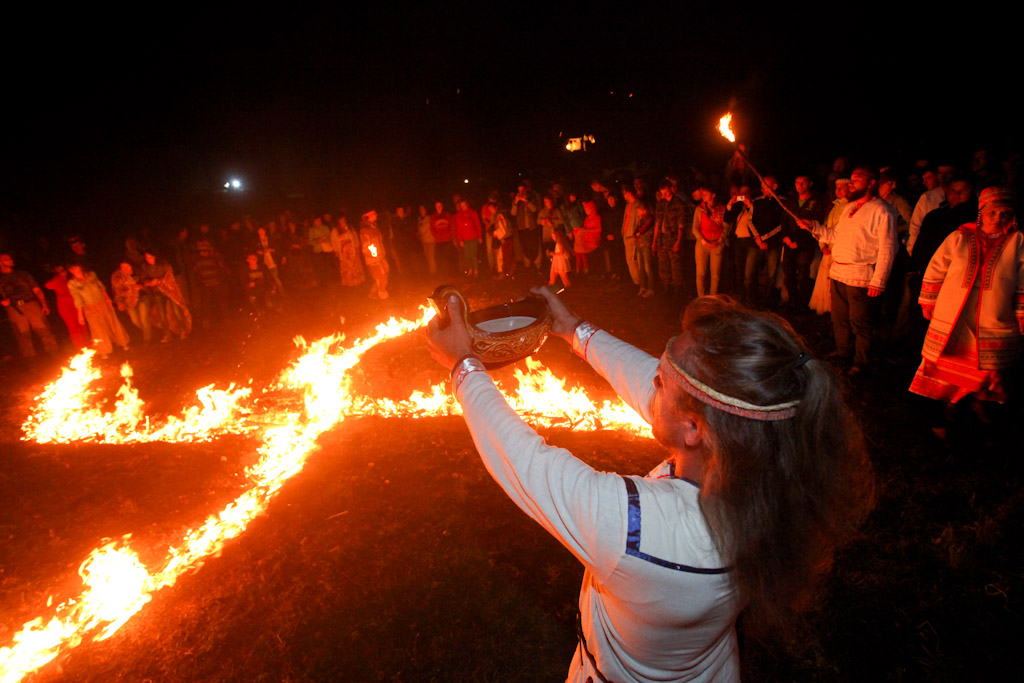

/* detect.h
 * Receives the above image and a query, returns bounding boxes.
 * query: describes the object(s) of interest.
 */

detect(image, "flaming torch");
[717,112,802,223]
[718,113,736,143]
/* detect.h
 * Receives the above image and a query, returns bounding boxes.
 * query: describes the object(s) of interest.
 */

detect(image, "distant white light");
[231,179,242,189]
[224,182,230,188]
[463,178,469,184]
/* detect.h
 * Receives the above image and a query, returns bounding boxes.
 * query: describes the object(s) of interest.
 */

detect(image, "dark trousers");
[732,239,758,302]
[830,280,875,366]
[519,228,541,267]
[783,246,815,307]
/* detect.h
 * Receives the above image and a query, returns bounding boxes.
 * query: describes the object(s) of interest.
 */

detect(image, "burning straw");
[2,305,649,682]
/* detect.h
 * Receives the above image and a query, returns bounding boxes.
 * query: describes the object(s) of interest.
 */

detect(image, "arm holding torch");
[717,113,803,226]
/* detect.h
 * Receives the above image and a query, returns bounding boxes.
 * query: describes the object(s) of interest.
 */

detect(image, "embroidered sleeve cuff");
[451,355,487,392]
[571,321,599,360]
[919,280,942,305]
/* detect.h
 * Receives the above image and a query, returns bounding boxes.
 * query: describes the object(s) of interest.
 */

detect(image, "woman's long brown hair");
[674,296,875,641]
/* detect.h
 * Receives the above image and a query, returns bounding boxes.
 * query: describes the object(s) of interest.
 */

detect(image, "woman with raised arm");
[426,289,874,682]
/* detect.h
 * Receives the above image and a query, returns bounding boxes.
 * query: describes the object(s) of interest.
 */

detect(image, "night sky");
[2,4,1018,238]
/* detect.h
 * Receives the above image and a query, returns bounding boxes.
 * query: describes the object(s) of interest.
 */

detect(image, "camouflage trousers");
[657,241,685,287]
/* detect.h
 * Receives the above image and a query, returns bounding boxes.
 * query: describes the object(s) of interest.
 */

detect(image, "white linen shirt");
[907,186,945,255]
[457,331,740,682]
[812,197,899,291]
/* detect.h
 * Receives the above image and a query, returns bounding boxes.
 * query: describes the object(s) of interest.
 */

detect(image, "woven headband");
[661,337,800,421]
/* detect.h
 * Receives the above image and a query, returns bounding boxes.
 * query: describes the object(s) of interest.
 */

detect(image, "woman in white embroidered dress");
[426,290,874,682]
[909,187,1024,431]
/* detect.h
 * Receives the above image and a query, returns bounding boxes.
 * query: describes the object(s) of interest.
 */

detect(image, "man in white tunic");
[803,167,899,374]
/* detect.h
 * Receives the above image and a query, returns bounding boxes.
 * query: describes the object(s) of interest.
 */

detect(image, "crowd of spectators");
[3,147,1022,437]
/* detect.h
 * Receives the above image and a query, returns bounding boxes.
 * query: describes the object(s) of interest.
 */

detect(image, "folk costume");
[910,189,1024,403]
[111,267,144,332]
[332,223,366,288]
[812,196,899,367]
[136,257,191,341]
[46,270,90,349]
[360,219,390,300]
[67,270,130,355]
[451,326,740,683]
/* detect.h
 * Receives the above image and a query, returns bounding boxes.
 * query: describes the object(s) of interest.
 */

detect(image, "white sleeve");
[907,194,930,255]
[579,330,659,424]
[809,220,832,243]
[869,208,899,292]
[458,372,627,580]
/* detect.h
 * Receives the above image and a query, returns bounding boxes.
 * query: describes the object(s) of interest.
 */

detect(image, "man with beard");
[802,167,899,375]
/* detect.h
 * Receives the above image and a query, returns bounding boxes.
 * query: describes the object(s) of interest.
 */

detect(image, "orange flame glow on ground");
[718,112,736,143]
[2,305,649,682]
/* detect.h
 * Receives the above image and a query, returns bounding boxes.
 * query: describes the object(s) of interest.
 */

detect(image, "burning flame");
[2,304,650,682]
[368,244,378,258]
[507,358,649,436]
[718,112,736,143]
[21,350,252,444]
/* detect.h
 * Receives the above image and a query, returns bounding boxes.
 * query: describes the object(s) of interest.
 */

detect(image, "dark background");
[2,4,1018,240]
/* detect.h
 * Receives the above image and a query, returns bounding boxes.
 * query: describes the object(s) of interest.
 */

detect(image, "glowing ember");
[718,112,736,143]
[368,244,378,258]
[2,303,650,682]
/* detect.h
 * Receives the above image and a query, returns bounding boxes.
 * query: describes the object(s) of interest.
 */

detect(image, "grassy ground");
[1,268,1021,682]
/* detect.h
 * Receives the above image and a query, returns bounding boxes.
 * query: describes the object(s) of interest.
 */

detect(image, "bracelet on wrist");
[571,321,599,360]
[451,354,486,392]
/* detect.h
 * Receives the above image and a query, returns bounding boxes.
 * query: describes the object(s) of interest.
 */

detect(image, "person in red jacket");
[574,201,602,274]
[692,187,728,297]
[453,200,483,277]
[430,201,457,276]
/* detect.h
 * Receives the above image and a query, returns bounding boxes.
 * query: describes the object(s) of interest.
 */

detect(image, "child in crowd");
[548,226,572,289]
[244,253,279,311]
[574,200,601,274]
